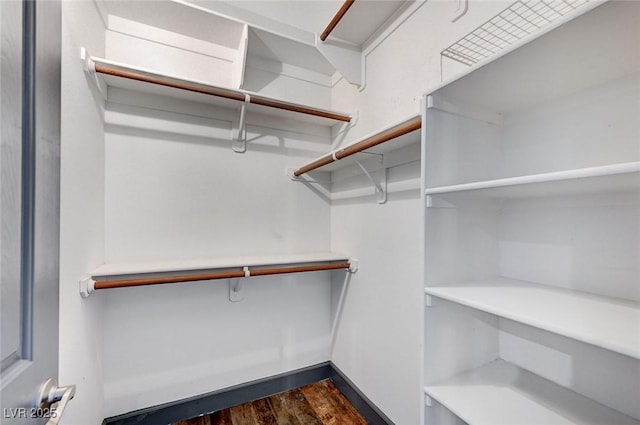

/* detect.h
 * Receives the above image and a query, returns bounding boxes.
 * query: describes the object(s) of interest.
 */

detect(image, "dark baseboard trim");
[103,361,393,425]
[330,363,394,425]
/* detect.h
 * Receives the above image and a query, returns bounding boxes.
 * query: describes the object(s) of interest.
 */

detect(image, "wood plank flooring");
[173,380,369,425]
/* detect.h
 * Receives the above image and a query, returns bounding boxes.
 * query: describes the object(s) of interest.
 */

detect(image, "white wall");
[331,0,510,142]
[59,1,106,424]
[101,96,336,416]
[99,17,338,415]
[330,162,423,425]
[328,2,510,424]
[105,16,237,88]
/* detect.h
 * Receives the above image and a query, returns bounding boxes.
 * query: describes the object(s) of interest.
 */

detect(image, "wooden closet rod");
[320,0,356,41]
[93,262,352,291]
[293,115,422,177]
[94,62,245,102]
[93,62,351,123]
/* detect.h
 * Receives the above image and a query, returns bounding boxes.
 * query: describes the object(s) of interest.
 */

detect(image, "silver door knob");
[36,378,76,425]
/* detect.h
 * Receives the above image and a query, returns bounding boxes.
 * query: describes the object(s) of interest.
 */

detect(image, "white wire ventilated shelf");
[442,0,591,66]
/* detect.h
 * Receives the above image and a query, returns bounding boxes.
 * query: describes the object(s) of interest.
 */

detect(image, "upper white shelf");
[441,0,597,67]
[432,1,639,113]
[86,56,352,127]
[425,162,640,200]
[425,278,640,359]
[91,252,351,278]
[425,360,640,425]
[322,0,410,47]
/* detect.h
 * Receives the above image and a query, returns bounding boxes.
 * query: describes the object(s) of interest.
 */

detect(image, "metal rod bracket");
[79,276,96,298]
[229,277,244,302]
[232,94,250,153]
[353,156,387,204]
[425,394,433,407]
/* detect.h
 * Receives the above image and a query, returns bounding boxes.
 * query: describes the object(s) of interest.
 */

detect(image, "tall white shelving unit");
[421,1,640,424]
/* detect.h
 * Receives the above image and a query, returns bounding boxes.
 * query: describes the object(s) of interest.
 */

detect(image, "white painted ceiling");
[219,0,344,36]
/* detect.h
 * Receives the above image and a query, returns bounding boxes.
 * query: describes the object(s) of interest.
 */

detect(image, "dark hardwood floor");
[173,379,369,425]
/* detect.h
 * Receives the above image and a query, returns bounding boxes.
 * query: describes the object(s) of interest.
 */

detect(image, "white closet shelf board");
[324,0,409,46]
[292,114,421,177]
[424,360,640,425]
[428,1,639,113]
[96,0,246,49]
[247,27,335,77]
[440,0,596,67]
[89,57,351,126]
[91,252,351,278]
[425,162,640,200]
[425,279,640,359]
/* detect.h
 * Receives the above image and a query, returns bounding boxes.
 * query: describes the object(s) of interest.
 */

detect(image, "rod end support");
[348,258,359,273]
[79,276,95,298]
[80,47,95,74]
[286,168,301,181]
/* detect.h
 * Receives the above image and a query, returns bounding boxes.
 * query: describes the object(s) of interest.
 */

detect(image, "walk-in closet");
[0,0,638,424]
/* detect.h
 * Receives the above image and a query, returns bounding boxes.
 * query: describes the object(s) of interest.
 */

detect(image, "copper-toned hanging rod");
[320,0,356,41]
[93,62,351,123]
[293,115,422,177]
[249,96,351,122]
[94,62,245,102]
[92,262,352,291]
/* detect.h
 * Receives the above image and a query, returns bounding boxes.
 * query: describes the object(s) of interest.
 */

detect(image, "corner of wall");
[60,1,106,423]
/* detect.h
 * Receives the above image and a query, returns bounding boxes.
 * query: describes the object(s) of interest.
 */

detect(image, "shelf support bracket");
[425,195,456,209]
[315,33,363,88]
[79,276,96,298]
[424,293,443,307]
[425,294,434,307]
[425,395,433,407]
[228,278,244,302]
[354,156,386,204]
[232,94,250,153]
[229,267,249,302]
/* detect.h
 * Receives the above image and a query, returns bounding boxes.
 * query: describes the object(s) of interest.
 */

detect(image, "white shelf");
[423,2,640,422]
[425,360,639,425]
[432,1,640,113]
[91,252,350,278]
[425,162,640,200]
[441,0,596,67]
[87,56,351,127]
[425,278,640,359]
[326,1,412,47]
